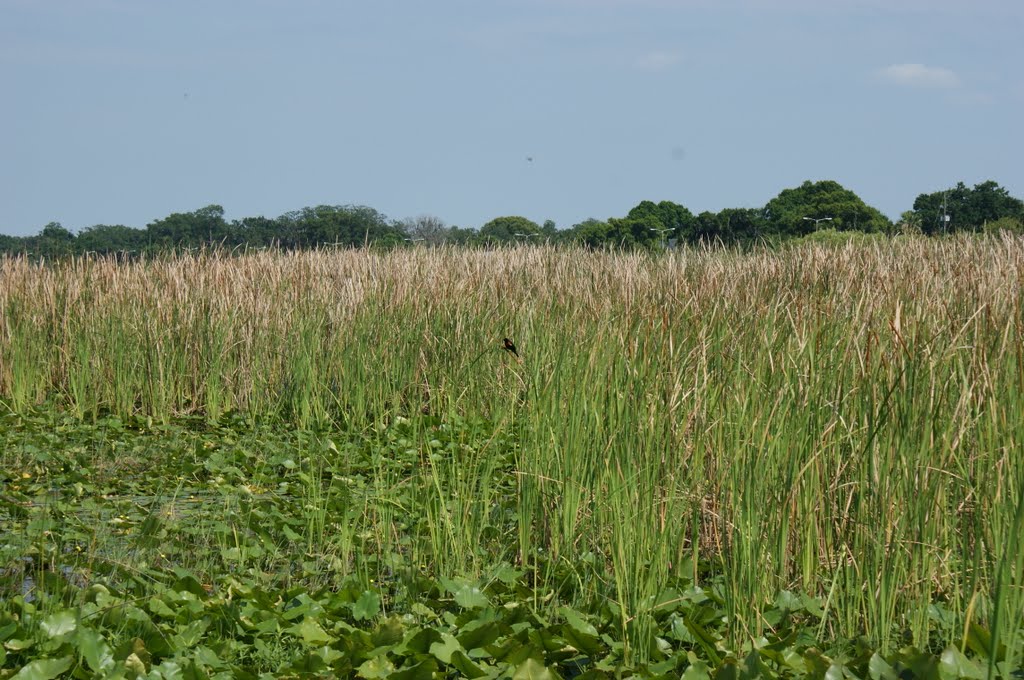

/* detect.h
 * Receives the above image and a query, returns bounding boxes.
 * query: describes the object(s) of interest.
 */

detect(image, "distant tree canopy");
[1,179,1020,258]
[603,200,695,247]
[479,216,542,243]
[763,180,891,236]
[911,181,1024,234]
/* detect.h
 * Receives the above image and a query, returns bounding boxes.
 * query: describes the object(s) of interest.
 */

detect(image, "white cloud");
[876,63,961,88]
[634,50,684,71]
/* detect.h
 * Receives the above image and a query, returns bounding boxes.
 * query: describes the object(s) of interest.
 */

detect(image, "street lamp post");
[802,216,833,231]
[649,227,673,248]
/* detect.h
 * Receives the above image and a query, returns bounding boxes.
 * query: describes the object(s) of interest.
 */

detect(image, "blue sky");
[1,0,1021,236]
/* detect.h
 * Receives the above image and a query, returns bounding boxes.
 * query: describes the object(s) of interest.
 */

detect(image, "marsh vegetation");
[1,239,1022,678]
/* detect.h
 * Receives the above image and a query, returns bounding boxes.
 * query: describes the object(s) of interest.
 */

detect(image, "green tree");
[625,200,695,244]
[479,216,541,244]
[898,210,922,235]
[716,207,768,243]
[77,224,147,254]
[279,205,403,249]
[764,180,890,236]
[37,222,76,257]
[567,219,611,248]
[912,181,1024,234]
[232,216,283,248]
[0,233,32,255]
[146,204,230,250]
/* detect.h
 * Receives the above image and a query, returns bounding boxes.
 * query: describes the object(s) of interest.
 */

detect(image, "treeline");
[2,179,1022,258]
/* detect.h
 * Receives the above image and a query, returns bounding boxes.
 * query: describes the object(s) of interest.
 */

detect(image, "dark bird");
[502,337,519,357]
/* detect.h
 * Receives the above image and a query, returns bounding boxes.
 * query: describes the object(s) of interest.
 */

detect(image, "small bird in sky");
[502,337,519,357]
[526,156,533,162]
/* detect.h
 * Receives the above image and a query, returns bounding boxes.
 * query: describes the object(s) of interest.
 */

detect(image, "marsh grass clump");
[1,237,1022,675]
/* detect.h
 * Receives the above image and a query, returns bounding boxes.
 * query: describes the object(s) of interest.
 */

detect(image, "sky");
[1,0,1022,236]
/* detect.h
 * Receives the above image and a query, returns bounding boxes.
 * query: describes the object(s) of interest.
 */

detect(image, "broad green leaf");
[357,655,396,679]
[454,584,490,610]
[0,621,17,641]
[963,624,993,659]
[291,617,333,645]
[371,616,405,648]
[430,632,466,664]
[5,638,34,651]
[681,653,712,680]
[172,619,209,649]
[147,596,177,619]
[124,652,147,675]
[11,656,74,680]
[714,657,740,680]
[512,657,559,680]
[938,647,985,680]
[451,650,489,678]
[559,607,598,638]
[353,590,381,621]
[77,626,115,673]
[390,658,440,680]
[457,620,502,652]
[40,611,76,638]
[868,652,898,680]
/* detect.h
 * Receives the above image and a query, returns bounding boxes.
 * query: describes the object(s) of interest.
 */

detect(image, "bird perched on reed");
[502,337,519,357]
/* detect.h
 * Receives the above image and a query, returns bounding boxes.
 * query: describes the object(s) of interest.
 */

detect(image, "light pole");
[802,216,833,230]
[649,227,673,248]
[514,233,539,244]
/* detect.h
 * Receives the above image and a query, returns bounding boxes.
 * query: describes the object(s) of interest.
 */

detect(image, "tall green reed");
[1,238,1022,662]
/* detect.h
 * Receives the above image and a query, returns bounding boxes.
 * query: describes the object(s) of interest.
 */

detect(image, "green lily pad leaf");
[714,657,740,680]
[560,608,598,638]
[938,646,985,680]
[774,590,802,613]
[512,657,560,680]
[291,617,333,646]
[40,611,76,639]
[681,653,712,680]
[124,652,147,676]
[492,562,525,585]
[11,656,74,680]
[457,620,502,652]
[454,584,490,610]
[0,621,17,642]
[404,627,443,654]
[440,577,490,610]
[5,639,34,652]
[353,590,381,621]
[77,626,114,674]
[148,596,177,619]
[172,619,209,649]
[430,632,466,664]
[559,607,601,656]
[868,652,898,680]
[450,650,489,678]
[650,655,681,675]
[357,655,396,678]
[371,616,405,648]
[390,658,440,680]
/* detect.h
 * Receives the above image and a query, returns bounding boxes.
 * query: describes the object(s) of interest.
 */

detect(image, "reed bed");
[1,237,1022,663]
